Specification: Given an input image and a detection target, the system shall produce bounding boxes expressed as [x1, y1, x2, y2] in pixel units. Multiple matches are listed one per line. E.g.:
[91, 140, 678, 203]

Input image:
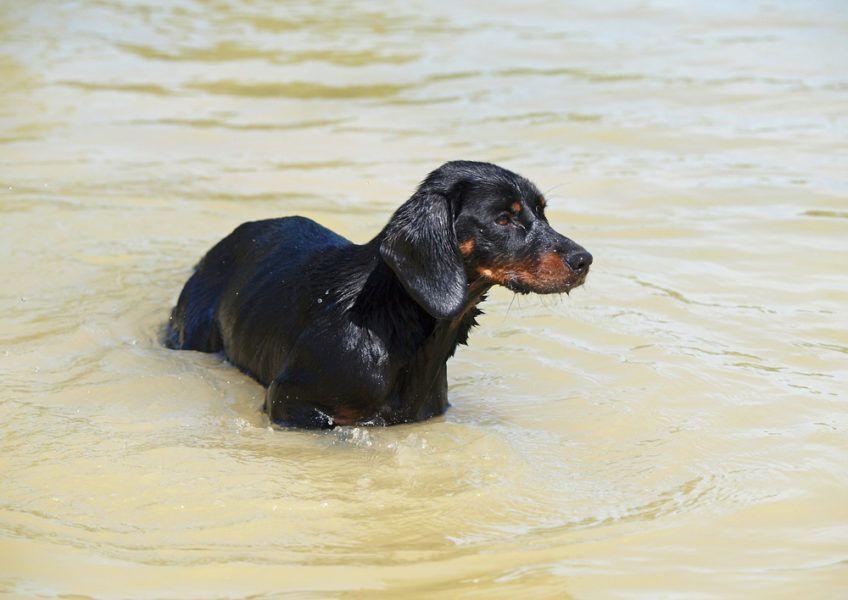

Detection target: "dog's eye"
[495, 212, 511, 226]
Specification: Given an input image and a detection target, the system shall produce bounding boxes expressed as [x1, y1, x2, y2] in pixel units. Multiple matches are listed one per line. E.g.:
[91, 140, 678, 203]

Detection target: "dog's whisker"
[544, 182, 566, 196]
[505, 293, 518, 320]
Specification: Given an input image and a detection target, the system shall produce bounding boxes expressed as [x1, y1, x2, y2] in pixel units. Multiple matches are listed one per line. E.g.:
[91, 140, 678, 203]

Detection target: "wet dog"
[165, 161, 591, 428]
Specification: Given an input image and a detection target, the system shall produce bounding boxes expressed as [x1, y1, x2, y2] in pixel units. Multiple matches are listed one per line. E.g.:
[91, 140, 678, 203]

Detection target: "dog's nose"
[565, 250, 592, 273]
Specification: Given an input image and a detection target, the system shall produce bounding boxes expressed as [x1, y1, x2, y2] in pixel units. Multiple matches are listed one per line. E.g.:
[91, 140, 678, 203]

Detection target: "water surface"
[1, 1, 847, 597]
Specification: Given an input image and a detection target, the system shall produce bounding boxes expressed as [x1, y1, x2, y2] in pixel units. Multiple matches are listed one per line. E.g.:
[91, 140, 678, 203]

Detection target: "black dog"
[165, 161, 591, 428]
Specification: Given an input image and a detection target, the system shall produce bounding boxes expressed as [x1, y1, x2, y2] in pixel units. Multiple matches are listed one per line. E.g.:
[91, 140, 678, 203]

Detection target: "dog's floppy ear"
[380, 185, 467, 320]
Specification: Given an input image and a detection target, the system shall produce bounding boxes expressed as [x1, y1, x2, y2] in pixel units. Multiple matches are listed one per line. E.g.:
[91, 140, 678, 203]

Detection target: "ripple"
[279, 49, 418, 67]
[497, 66, 644, 83]
[803, 210, 848, 219]
[129, 117, 348, 132]
[119, 40, 414, 68]
[118, 41, 279, 63]
[186, 79, 411, 99]
[57, 80, 173, 96]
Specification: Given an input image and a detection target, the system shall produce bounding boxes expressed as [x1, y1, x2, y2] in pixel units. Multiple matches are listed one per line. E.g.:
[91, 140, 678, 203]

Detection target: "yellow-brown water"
[1, 1, 847, 597]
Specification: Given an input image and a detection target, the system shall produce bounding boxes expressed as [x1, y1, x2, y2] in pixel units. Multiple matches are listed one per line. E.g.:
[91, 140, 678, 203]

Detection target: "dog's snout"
[565, 250, 592, 273]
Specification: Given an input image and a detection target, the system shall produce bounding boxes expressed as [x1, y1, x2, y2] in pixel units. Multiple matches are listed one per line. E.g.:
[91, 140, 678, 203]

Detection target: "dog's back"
[164, 216, 349, 358]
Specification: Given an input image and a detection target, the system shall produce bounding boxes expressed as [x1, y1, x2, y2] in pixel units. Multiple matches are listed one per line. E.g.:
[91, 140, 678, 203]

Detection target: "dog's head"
[380, 161, 592, 319]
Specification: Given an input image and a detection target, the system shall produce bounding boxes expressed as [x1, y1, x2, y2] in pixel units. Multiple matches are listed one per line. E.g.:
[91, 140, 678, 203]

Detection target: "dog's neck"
[343, 240, 489, 357]
[328, 240, 490, 423]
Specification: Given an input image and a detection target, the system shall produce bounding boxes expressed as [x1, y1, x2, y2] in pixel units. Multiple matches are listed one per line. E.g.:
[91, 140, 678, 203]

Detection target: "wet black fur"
[165, 161, 591, 428]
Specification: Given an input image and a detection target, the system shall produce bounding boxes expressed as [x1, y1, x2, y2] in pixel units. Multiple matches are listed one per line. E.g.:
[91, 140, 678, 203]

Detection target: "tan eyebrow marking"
[459, 238, 475, 255]
[538, 195, 546, 208]
[510, 201, 521, 214]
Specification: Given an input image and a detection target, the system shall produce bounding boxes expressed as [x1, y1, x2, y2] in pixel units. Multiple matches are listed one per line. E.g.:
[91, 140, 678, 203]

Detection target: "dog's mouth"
[505, 268, 588, 295]
[478, 253, 589, 296]
[557, 269, 589, 294]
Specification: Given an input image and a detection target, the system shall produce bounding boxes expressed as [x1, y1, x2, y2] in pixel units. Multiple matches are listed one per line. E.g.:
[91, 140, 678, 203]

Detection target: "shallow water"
[1, 1, 847, 597]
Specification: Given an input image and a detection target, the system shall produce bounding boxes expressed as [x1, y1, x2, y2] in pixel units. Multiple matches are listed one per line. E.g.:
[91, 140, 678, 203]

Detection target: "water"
[1, 1, 847, 597]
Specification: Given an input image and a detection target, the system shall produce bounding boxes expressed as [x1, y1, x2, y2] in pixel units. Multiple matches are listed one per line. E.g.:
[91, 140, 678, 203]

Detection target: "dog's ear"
[380, 186, 467, 320]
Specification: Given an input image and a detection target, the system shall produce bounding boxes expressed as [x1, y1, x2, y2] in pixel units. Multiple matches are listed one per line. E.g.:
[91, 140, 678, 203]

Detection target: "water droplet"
[317, 298, 323, 304]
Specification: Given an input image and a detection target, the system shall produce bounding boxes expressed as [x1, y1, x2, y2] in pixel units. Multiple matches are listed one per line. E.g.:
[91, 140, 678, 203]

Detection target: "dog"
[165, 161, 592, 428]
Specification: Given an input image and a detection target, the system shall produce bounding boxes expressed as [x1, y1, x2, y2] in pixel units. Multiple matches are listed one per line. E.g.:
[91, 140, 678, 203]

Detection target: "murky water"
[2, 1, 847, 597]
